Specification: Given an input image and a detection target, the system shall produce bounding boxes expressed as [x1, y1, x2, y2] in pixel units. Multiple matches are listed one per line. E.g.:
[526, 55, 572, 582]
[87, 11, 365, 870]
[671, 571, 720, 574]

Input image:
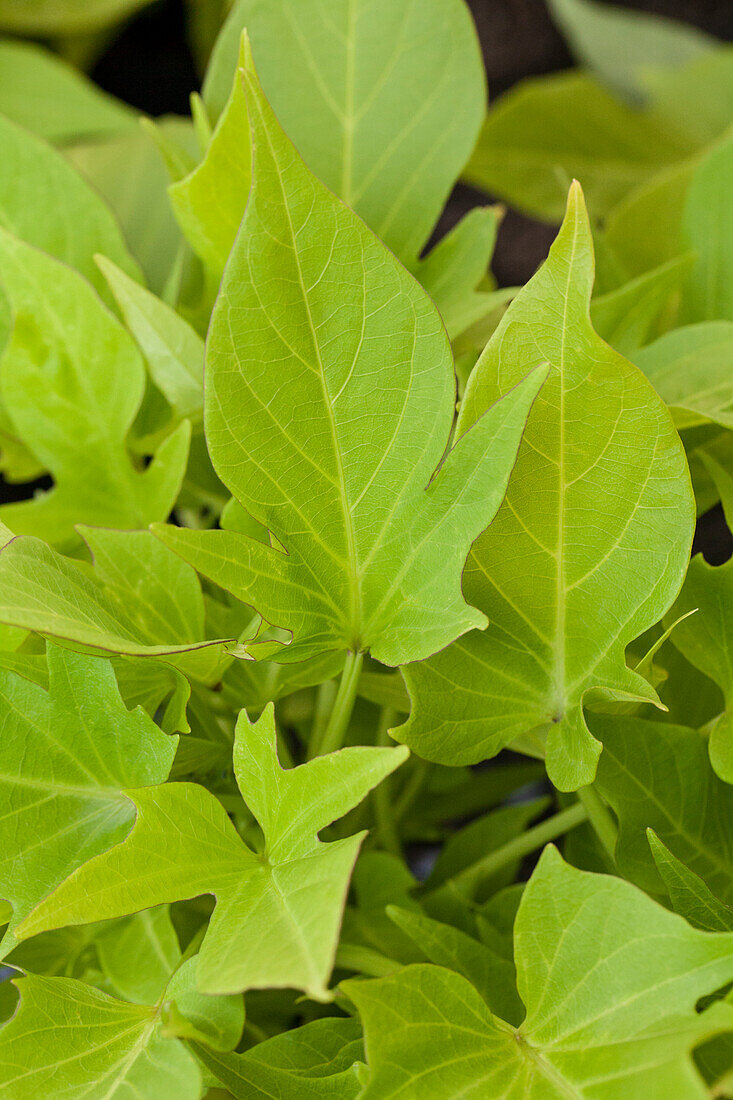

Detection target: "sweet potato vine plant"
[0, 0, 732, 1096]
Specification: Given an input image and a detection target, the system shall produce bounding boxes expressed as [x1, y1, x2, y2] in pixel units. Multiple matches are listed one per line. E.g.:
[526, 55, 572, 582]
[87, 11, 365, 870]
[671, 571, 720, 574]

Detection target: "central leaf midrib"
[553, 210, 581, 715]
[255, 93, 362, 642]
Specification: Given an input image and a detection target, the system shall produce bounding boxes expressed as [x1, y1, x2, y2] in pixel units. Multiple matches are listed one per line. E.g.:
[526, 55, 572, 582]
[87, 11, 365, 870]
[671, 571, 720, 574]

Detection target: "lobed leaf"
[346, 847, 733, 1097]
[19, 704, 408, 999]
[154, 53, 545, 667]
[400, 182, 694, 790]
[0, 231, 189, 545]
[0, 644, 176, 955]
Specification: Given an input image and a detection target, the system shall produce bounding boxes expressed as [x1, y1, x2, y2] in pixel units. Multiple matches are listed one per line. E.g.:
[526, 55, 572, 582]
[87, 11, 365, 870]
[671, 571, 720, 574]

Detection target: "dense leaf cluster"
[0, 0, 732, 1096]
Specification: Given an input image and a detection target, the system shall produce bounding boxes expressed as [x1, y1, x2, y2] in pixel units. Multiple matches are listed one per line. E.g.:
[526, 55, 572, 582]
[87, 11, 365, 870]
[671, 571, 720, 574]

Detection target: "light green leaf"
[191, 15, 493, 328]
[605, 157, 697, 278]
[387, 905, 522, 1025]
[0, 114, 140, 299]
[682, 136, 733, 323]
[194, 1016, 365, 1099]
[412, 206, 502, 340]
[0, 950, 242, 1100]
[0, 528, 237, 685]
[547, 0, 717, 103]
[635, 321, 733, 430]
[0, 644, 176, 953]
[648, 831, 733, 933]
[345, 847, 733, 1098]
[169, 32, 251, 274]
[154, 55, 546, 667]
[644, 47, 733, 148]
[0, 230, 189, 546]
[464, 72, 695, 222]
[589, 253, 693, 357]
[400, 183, 694, 790]
[0, 974, 200, 1100]
[20, 704, 408, 998]
[0, 0, 154, 33]
[590, 714, 733, 900]
[0, 115, 141, 479]
[96, 256, 204, 425]
[67, 120, 198, 296]
[96, 906, 182, 1005]
[0, 39, 135, 144]
[203, 0, 485, 265]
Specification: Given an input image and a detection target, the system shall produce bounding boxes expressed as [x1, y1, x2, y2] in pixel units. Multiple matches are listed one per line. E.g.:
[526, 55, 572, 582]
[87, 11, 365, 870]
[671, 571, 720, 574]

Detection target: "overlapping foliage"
[0, 0, 732, 1096]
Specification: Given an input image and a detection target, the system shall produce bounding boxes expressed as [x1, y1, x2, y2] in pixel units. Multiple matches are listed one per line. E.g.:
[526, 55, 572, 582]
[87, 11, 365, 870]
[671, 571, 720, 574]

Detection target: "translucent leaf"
[19, 705, 408, 999]
[0, 231, 189, 546]
[202, 0, 485, 265]
[400, 184, 694, 790]
[0, 528, 237, 686]
[635, 321, 733, 430]
[0, 644, 176, 954]
[154, 53, 545, 667]
[345, 848, 733, 1098]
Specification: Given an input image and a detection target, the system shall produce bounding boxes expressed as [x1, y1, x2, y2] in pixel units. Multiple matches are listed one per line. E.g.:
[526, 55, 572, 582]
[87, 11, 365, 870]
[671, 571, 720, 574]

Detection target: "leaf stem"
[373, 706, 402, 858]
[335, 944, 398, 978]
[578, 786, 618, 866]
[311, 650, 364, 757]
[425, 801, 588, 898]
[393, 758, 429, 823]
